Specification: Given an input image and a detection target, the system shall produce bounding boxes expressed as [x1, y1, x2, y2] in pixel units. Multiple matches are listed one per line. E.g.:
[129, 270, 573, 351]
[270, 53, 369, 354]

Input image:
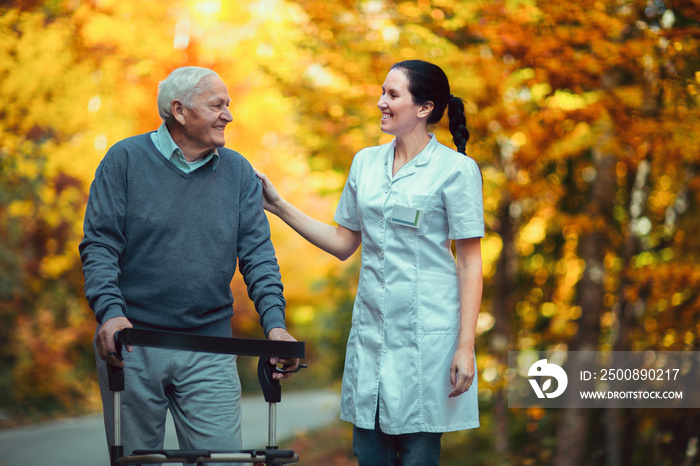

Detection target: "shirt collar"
[386, 133, 437, 169]
[414, 133, 437, 166]
[153, 122, 220, 171]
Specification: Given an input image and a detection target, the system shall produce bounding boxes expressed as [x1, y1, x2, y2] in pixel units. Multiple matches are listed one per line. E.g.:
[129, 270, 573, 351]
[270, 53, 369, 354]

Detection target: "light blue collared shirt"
[150, 122, 220, 173]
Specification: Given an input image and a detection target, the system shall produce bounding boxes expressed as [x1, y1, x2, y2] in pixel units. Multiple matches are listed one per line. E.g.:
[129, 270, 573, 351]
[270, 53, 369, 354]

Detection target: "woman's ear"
[171, 100, 187, 126]
[417, 101, 434, 120]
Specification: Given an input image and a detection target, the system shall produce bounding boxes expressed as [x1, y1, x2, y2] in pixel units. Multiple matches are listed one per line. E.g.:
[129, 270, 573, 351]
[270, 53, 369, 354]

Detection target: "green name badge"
[390, 205, 422, 228]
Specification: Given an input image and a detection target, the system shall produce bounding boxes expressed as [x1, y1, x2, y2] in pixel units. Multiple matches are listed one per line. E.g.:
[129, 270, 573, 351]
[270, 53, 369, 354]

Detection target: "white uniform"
[334, 134, 484, 434]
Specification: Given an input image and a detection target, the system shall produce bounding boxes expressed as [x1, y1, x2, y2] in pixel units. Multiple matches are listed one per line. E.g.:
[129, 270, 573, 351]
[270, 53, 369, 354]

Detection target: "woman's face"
[377, 68, 426, 137]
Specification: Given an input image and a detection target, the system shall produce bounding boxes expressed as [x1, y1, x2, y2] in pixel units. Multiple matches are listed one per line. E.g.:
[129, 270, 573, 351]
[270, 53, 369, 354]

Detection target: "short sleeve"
[444, 156, 484, 239]
[333, 155, 362, 232]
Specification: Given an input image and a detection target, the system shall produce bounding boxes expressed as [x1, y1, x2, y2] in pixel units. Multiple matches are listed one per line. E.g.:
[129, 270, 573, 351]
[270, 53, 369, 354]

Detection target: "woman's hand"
[254, 169, 283, 215]
[253, 169, 362, 260]
[449, 345, 475, 398]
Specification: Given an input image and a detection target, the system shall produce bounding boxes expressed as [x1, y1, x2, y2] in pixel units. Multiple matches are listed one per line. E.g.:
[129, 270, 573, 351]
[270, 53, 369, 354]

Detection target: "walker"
[107, 328, 306, 465]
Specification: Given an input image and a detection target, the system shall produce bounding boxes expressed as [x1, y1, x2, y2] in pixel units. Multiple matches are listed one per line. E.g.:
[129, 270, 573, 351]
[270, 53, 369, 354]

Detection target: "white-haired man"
[80, 66, 299, 461]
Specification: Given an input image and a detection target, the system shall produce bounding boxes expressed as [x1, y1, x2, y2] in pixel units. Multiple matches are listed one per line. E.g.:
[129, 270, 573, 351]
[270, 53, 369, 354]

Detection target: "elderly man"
[79, 66, 298, 460]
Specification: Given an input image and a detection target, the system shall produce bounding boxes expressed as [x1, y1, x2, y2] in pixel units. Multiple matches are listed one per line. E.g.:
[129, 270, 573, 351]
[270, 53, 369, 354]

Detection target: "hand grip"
[273, 364, 308, 374]
[257, 358, 281, 403]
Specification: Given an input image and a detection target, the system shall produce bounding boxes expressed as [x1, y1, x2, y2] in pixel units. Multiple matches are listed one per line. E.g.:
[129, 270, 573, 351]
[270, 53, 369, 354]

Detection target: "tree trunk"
[554, 118, 616, 466]
[491, 191, 517, 463]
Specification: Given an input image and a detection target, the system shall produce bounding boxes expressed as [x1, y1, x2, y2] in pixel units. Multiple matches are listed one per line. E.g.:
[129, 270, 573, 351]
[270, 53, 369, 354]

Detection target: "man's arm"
[236, 165, 287, 333]
[236, 164, 300, 377]
[79, 149, 133, 365]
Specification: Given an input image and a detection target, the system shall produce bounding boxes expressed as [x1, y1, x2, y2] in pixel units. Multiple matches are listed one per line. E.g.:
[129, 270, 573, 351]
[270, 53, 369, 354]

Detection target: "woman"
[257, 60, 483, 465]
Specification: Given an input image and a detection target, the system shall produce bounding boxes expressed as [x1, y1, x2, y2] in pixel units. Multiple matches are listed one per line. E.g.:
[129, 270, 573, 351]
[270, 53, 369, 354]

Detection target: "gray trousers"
[95, 338, 242, 465]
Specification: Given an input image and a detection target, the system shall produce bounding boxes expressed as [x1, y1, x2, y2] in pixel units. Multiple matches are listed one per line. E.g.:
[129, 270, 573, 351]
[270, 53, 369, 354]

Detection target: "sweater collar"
[152, 122, 220, 172]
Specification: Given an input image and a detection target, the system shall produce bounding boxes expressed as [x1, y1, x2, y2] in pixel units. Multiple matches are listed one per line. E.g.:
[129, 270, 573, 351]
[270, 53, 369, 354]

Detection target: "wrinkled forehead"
[195, 75, 230, 101]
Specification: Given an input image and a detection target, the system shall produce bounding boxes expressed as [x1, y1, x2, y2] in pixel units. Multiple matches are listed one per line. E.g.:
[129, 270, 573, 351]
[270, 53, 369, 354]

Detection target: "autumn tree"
[2, 3, 699, 466]
[0, 5, 106, 420]
[276, 0, 700, 464]
[454, 2, 700, 464]
[0, 0, 354, 416]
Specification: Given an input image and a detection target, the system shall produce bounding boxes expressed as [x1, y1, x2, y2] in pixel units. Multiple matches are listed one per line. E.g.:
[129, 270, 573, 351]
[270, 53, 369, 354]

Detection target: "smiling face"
[377, 68, 429, 138]
[178, 75, 232, 157]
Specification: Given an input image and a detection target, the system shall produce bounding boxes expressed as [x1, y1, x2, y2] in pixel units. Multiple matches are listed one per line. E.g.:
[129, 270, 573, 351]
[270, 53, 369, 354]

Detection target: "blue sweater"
[79, 133, 286, 337]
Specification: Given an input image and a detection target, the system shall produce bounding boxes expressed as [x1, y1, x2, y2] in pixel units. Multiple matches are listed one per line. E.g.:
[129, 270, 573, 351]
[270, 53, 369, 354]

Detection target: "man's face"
[182, 75, 232, 153]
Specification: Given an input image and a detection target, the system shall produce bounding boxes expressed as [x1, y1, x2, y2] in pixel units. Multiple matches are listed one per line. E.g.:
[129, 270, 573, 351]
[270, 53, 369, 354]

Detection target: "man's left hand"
[267, 327, 301, 380]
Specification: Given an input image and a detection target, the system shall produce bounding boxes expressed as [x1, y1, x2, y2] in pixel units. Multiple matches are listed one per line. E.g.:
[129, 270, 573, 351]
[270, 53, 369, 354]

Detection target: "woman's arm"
[255, 170, 362, 261]
[449, 237, 483, 398]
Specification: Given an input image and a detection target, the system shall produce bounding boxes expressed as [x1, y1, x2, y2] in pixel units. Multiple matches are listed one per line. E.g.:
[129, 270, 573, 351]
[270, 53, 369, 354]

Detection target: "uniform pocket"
[417, 270, 460, 334]
[388, 193, 438, 237]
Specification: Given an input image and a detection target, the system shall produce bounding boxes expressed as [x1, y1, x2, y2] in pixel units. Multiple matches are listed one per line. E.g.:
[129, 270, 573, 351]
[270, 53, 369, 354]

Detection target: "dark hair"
[391, 60, 470, 154]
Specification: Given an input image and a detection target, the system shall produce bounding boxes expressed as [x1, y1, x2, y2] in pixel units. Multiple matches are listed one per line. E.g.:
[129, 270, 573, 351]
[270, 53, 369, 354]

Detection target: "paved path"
[0, 389, 340, 466]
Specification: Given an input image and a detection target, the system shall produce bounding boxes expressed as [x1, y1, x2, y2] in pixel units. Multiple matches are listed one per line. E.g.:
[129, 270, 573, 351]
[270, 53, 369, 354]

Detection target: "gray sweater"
[79, 133, 286, 337]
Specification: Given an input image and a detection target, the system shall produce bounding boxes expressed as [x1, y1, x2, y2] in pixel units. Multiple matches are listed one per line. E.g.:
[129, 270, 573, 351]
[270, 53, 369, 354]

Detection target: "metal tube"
[114, 390, 121, 446]
[267, 402, 277, 447]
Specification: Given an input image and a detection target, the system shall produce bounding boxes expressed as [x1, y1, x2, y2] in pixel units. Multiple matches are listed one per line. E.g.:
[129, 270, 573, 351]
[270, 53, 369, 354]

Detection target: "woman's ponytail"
[448, 95, 470, 155]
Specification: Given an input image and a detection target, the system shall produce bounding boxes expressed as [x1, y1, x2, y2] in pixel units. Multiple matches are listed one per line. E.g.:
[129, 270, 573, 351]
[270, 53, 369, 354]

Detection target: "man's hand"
[267, 327, 301, 380]
[96, 316, 133, 367]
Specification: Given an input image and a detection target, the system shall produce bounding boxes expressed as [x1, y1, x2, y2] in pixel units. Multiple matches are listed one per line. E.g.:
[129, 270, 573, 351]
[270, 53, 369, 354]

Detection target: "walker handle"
[257, 358, 281, 403]
[107, 331, 126, 392]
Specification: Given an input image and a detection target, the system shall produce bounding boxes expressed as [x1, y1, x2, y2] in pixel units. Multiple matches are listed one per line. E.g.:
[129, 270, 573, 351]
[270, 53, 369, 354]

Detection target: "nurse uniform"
[334, 134, 484, 434]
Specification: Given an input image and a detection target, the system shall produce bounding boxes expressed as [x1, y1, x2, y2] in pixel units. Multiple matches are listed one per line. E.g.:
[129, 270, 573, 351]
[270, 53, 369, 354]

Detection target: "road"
[0, 389, 340, 466]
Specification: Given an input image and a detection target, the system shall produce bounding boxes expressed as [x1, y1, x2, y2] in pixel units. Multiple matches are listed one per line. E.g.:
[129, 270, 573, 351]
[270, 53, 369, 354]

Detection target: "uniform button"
[380, 282, 385, 289]
[379, 249, 384, 256]
[384, 187, 389, 194]
[379, 217, 385, 223]
[383, 348, 388, 353]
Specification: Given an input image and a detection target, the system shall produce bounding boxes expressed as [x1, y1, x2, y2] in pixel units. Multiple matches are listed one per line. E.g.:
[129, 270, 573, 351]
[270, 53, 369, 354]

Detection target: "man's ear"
[417, 101, 434, 120]
[171, 100, 187, 125]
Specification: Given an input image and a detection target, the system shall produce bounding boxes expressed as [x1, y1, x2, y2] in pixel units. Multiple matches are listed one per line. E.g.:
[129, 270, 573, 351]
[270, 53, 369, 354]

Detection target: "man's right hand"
[96, 316, 133, 367]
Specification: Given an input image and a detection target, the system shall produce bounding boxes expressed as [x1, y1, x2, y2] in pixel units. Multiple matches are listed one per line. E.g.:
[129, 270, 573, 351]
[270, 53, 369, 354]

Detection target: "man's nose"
[222, 107, 233, 122]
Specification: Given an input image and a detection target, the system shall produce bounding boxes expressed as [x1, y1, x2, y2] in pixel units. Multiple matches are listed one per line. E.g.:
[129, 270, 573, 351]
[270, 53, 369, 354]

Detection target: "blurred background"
[0, 0, 698, 465]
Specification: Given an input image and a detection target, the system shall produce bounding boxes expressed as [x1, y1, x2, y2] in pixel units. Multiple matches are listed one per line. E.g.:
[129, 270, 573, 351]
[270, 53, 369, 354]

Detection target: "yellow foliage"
[12, 308, 99, 413]
[545, 121, 593, 161]
[481, 233, 502, 278]
[40, 253, 76, 280]
[77, 3, 179, 63]
[290, 304, 316, 326]
[7, 199, 35, 218]
[546, 90, 599, 111]
[519, 216, 547, 245]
